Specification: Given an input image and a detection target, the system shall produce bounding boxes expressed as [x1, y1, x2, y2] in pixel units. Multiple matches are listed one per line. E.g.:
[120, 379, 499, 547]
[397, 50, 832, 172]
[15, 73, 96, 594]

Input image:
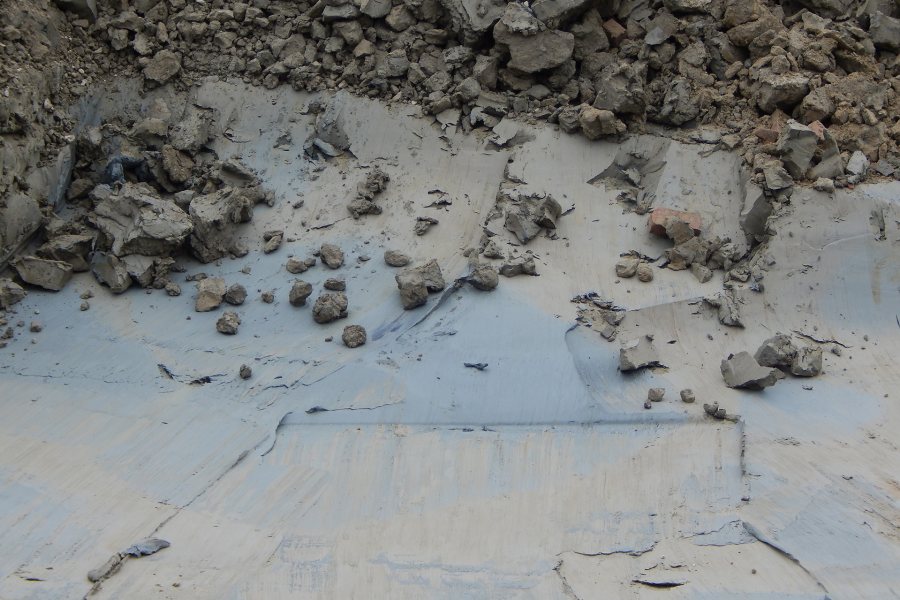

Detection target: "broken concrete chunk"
[720, 351, 784, 390]
[615, 257, 640, 278]
[704, 290, 743, 328]
[36, 234, 94, 272]
[312, 292, 349, 323]
[777, 120, 818, 179]
[12, 256, 73, 291]
[342, 324, 367, 348]
[320, 243, 344, 269]
[619, 336, 661, 371]
[90, 252, 131, 294]
[224, 284, 247, 305]
[414, 216, 439, 236]
[384, 250, 411, 267]
[0, 279, 26, 309]
[468, 265, 499, 291]
[216, 311, 241, 335]
[499, 256, 537, 277]
[791, 346, 823, 377]
[649, 208, 702, 238]
[754, 333, 798, 368]
[195, 277, 226, 312]
[289, 280, 313, 306]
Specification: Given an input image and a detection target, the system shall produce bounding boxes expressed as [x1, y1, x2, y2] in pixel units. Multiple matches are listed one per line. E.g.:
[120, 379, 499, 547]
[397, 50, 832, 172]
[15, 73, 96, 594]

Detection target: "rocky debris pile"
[348, 167, 390, 218]
[615, 254, 654, 282]
[395, 259, 445, 309]
[574, 293, 626, 341]
[342, 324, 367, 347]
[680, 389, 695, 403]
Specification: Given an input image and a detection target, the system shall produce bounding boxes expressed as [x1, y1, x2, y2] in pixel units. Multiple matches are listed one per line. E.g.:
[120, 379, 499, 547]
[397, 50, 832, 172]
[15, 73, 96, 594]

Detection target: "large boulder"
[11, 256, 73, 291]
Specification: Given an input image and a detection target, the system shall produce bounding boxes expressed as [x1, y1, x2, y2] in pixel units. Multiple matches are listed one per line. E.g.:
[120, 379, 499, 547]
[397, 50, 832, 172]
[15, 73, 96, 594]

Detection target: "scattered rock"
[312, 292, 349, 323]
[319, 243, 344, 269]
[680, 389, 695, 403]
[636, 263, 654, 282]
[0, 279, 26, 308]
[342, 324, 367, 348]
[29, 321, 42, 333]
[499, 256, 537, 277]
[261, 290, 275, 303]
[143, 49, 181, 84]
[619, 336, 662, 371]
[649, 208, 702, 238]
[263, 230, 283, 254]
[12, 256, 73, 291]
[703, 401, 728, 420]
[224, 284, 247, 306]
[501, 191, 562, 244]
[396, 259, 445, 309]
[324, 278, 346, 291]
[615, 257, 640, 278]
[239, 364, 252, 379]
[754, 333, 797, 368]
[791, 346, 823, 377]
[384, 250, 411, 267]
[648, 387, 665, 402]
[289, 280, 313, 306]
[468, 265, 499, 291]
[286, 257, 316, 273]
[720, 351, 784, 390]
[216, 311, 241, 335]
[195, 277, 226, 312]
[414, 216, 439, 235]
[165, 282, 181, 296]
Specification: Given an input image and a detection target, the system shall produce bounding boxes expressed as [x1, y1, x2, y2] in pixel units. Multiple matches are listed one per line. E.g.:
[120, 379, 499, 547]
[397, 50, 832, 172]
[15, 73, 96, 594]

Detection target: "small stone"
[395, 259, 445, 309]
[320, 243, 344, 269]
[263, 232, 283, 254]
[384, 250, 410, 267]
[813, 178, 835, 193]
[216, 311, 241, 335]
[286, 257, 315, 273]
[165, 282, 181, 296]
[636, 263, 654, 282]
[324, 278, 346, 291]
[414, 216, 439, 236]
[239, 364, 252, 379]
[468, 265, 499, 291]
[342, 324, 367, 348]
[680, 389, 695, 403]
[29, 321, 42, 333]
[195, 277, 226, 312]
[80, 301, 90, 311]
[615, 257, 640, 278]
[648, 387, 665, 402]
[289, 280, 313, 306]
[644, 401, 652, 409]
[755, 334, 798, 368]
[261, 290, 275, 303]
[790, 347, 823, 377]
[224, 283, 247, 305]
[0, 279, 26, 308]
[312, 292, 349, 323]
[691, 263, 713, 283]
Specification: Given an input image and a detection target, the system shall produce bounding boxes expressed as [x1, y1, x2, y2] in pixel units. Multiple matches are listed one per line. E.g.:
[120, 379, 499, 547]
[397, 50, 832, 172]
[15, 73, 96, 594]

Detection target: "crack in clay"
[741, 521, 831, 597]
[553, 560, 583, 600]
[565, 541, 657, 558]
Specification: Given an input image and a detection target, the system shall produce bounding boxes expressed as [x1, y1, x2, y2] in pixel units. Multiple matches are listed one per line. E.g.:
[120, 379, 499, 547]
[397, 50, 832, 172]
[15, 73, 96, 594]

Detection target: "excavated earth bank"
[0, 0, 899, 597]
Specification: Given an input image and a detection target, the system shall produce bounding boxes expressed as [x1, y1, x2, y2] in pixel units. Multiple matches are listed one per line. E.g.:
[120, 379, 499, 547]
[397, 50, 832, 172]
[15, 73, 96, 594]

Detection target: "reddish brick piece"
[603, 19, 627, 47]
[649, 208, 702, 238]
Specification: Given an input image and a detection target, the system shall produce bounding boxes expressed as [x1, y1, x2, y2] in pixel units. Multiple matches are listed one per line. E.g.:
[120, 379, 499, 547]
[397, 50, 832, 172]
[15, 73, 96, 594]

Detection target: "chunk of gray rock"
[499, 256, 537, 277]
[721, 351, 785, 390]
[846, 151, 869, 184]
[312, 292, 349, 323]
[143, 50, 181, 84]
[791, 346, 823, 377]
[384, 250, 411, 267]
[648, 387, 665, 402]
[319, 243, 344, 269]
[224, 283, 247, 306]
[239, 364, 252, 379]
[493, 4, 574, 73]
[90, 252, 131, 294]
[324, 277, 346, 291]
[36, 234, 94, 272]
[777, 120, 818, 179]
[615, 257, 640, 278]
[395, 259, 444, 309]
[869, 12, 900, 51]
[195, 277, 226, 312]
[342, 324, 367, 348]
[754, 334, 798, 368]
[619, 336, 661, 371]
[189, 187, 260, 263]
[13, 256, 73, 291]
[216, 311, 241, 335]
[680, 389, 695, 403]
[414, 217, 439, 236]
[0, 279, 26, 308]
[503, 191, 562, 244]
[636, 263, 654, 282]
[286, 257, 316, 273]
[289, 280, 313, 306]
[468, 265, 499, 291]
